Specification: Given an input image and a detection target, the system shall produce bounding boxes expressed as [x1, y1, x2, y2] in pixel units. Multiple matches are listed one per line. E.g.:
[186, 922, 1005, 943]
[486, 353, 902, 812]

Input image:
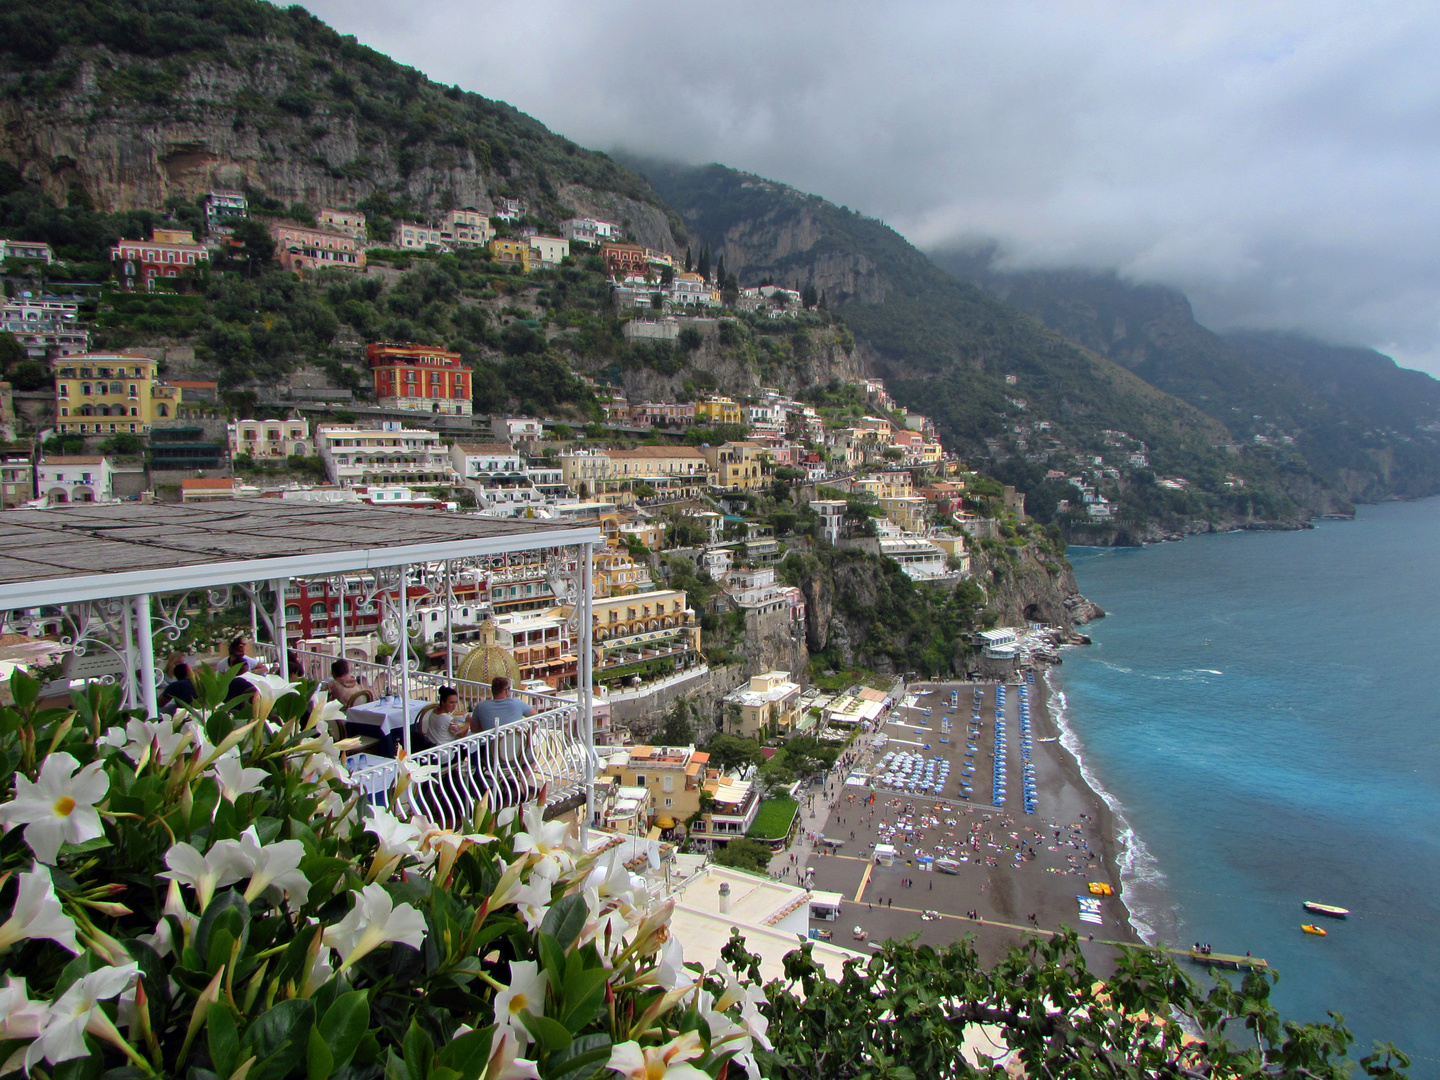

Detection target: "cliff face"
[2, 34, 677, 248]
[967, 544, 1102, 628]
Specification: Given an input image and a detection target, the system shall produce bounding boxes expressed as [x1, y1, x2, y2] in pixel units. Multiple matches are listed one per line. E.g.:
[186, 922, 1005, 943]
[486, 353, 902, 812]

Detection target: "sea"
[1054, 498, 1440, 1071]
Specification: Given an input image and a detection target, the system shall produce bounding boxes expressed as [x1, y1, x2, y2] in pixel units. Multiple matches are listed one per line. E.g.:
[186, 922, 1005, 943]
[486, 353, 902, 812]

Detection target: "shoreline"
[1038, 664, 1159, 946]
[796, 673, 1141, 972]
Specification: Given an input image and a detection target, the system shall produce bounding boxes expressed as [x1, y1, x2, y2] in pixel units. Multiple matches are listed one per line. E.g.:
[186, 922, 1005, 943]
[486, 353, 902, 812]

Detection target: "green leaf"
[401, 1019, 431, 1080]
[435, 1027, 493, 1080]
[52, 951, 93, 998]
[317, 991, 369, 1073]
[50, 1053, 102, 1080]
[540, 894, 588, 951]
[383, 1048, 409, 1080]
[306, 1025, 334, 1080]
[208, 1004, 239, 1078]
[559, 967, 609, 1031]
[519, 1013, 572, 1056]
[546, 1034, 614, 1080]
[10, 670, 38, 709]
[536, 934, 566, 987]
[58, 836, 112, 854]
[241, 999, 315, 1060]
[196, 890, 250, 969]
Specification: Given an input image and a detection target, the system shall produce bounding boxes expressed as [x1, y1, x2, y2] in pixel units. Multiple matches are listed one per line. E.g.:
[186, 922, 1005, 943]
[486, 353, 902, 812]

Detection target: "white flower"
[303, 945, 334, 997]
[100, 719, 189, 767]
[485, 1030, 541, 1080]
[512, 804, 574, 877]
[210, 754, 267, 803]
[159, 839, 250, 910]
[0, 753, 109, 864]
[510, 873, 556, 932]
[234, 828, 310, 906]
[307, 693, 345, 731]
[415, 822, 496, 884]
[246, 674, 300, 721]
[364, 807, 423, 880]
[606, 1032, 708, 1080]
[322, 882, 426, 971]
[0, 864, 79, 954]
[491, 960, 547, 1049]
[655, 935, 694, 991]
[737, 985, 773, 1054]
[0, 976, 49, 1040]
[29, 963, 138, 1067]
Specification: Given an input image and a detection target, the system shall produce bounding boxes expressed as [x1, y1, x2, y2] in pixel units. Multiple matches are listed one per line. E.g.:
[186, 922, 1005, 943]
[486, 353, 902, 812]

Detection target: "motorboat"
[1303, 902, 1350, 918]
[1301, 924, 1328, 936]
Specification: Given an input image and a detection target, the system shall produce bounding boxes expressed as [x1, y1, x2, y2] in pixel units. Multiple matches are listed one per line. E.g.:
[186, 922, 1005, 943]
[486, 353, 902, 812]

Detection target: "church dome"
[456, 619, 520, 685]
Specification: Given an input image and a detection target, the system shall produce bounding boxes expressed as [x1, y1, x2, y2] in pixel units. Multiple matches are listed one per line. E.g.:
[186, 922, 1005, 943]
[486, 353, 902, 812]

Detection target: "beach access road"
[797, 678, 1139, 972]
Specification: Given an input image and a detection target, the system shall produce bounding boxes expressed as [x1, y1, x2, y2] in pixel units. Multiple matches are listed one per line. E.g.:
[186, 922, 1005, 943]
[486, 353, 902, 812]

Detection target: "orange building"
[270, 222, 364, 273]
[367, 343, 473, 416]
[599, 242, 647, 277]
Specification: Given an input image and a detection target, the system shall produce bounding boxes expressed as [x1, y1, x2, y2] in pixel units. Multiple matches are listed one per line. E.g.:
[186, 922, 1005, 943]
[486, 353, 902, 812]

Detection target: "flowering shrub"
[0, 669, 767, 1080]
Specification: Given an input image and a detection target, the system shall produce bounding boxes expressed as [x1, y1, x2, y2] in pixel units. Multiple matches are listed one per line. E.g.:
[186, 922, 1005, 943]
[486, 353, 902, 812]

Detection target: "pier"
[1174, 948, 1268, 971]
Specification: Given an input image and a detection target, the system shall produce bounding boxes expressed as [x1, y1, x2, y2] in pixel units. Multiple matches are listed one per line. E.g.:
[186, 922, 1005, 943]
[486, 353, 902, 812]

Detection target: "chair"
[327, 717, 380, 759]
[343, 687, 375, 708]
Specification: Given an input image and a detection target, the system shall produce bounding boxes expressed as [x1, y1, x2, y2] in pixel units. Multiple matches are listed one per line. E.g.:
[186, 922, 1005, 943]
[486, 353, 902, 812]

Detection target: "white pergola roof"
[0, 502, 603, 607]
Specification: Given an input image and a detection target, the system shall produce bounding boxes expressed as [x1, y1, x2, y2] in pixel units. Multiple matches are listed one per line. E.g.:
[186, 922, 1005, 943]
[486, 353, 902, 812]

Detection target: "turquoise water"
[1058, 500, 1440, 1070]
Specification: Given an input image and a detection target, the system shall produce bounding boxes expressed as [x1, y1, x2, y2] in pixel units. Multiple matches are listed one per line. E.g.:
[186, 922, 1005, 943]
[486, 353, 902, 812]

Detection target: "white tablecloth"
[346, 698, 427, 735]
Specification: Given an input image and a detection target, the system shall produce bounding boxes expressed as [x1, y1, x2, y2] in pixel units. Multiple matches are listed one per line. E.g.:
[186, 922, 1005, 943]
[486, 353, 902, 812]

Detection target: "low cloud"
[302, 0, 1440, 372]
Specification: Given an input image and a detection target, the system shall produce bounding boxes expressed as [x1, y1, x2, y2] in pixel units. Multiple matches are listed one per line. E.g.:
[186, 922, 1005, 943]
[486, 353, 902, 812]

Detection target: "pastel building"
[367, 343, 472, 415]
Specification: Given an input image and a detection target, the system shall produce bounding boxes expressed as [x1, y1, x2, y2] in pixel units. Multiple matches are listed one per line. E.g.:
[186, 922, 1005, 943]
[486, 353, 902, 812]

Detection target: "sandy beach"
[779, 672, 1141, 972]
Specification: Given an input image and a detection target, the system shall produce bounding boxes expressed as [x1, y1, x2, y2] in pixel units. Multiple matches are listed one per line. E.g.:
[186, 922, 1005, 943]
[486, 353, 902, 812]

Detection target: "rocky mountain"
[628, 158, 1337, 534]
[931, 248, 1440, 503]
[0, 0, 683, 250]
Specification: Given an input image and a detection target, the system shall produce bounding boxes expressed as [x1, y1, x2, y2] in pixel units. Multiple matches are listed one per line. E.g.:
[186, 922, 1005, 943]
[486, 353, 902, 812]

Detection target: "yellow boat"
[1087, 882, 1113, 896]
[1301, 924, 1328, 936]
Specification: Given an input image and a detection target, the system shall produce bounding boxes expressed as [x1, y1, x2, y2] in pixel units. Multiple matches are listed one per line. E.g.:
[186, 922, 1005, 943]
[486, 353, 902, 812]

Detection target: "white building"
[229, 418, 311, 460]
[0, 239, 54, 264]
[560, 217, 619, 245]
[392, 222, 447, 250]
[493, 417, 544, 442]
[37, 456, 115, 505]
[878, 536, 949, 581]
[810, 499, 847, 544]
[316, 424, 456, 488]
[493, 198, 525, 222]
[441, 208, 493, 248]
[528, 235, 569, 268]
[1, 296, 88, 358]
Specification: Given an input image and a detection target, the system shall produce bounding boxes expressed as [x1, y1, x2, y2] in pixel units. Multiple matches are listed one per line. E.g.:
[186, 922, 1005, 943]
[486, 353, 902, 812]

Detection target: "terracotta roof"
[181, 478, 235, 490]
[453, 443, 515, 454]
[40, 456, 104, 465]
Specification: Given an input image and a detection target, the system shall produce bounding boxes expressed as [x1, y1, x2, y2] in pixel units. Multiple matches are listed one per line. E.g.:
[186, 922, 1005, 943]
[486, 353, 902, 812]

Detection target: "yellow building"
[53, 352, 179, 436]
[589, 589, 701, 678]
[701, 441, 770, 491]
[695, 396, 742, 425]
[488, 238, 533, 272]
[880, 495, 930, 534]
[723, 671, 803, 739]
[601, 745, 711, 826]
[557, 447, 714, 503]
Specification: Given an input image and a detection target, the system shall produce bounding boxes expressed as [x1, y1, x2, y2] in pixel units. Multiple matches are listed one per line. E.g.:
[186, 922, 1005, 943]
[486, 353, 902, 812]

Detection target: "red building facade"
[367, 343, 473, 416]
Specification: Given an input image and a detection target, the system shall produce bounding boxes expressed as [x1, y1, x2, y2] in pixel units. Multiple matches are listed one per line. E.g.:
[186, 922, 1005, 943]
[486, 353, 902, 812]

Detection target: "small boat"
[1303, 901, 1350, 918]
[1301, 924, 1328, 936]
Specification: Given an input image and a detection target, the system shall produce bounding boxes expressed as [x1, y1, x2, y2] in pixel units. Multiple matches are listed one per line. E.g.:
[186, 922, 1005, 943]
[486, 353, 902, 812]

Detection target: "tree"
[659, 699, 695, 746]
[802, 283, 819, 309]
[698, 245, 711, 282]
[706, 732, 763, 772]
[751, 930, 1411, 1080]
[224, 218, 277, 274]
[660, 265, 675, 287]
[715, 254, 727, 288]
[684, 246, 693, 272]
[710, 837, 773, 874]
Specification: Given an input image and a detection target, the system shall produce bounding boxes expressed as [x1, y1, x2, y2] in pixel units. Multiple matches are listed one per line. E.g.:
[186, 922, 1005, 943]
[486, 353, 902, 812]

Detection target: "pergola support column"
[579, 541, 595, 842]
[132, 594, 158, 719]
[398, 567, 411, 755]
[271, 578, 288, 681]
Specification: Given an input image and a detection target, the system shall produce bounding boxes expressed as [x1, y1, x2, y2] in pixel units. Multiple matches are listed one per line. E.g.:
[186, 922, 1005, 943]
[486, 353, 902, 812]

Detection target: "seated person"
[470, 677, 537, 783]
[326, 659, 361, 703]
[419, 687, 469, 746]
[227, 636, 268, 675]
[158, 662, 198, 714]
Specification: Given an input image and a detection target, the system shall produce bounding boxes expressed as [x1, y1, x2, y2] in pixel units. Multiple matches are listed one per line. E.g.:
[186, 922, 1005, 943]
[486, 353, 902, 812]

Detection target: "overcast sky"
[303, 1, 1440, 373]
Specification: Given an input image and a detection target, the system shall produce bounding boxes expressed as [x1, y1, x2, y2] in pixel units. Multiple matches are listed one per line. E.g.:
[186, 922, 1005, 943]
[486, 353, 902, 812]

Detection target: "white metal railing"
[347, 703, 591, 823]
[282, 647, 568, 714]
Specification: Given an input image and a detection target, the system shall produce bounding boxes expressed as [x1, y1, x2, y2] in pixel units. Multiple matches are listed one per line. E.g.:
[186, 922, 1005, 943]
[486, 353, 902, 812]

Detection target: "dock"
[1172, 948, 1268, 971]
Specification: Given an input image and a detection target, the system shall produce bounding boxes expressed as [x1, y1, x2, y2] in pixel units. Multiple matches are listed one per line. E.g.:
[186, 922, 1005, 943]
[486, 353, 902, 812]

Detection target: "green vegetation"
[708, 837, 774, 873]
[747, 797, 799, 841]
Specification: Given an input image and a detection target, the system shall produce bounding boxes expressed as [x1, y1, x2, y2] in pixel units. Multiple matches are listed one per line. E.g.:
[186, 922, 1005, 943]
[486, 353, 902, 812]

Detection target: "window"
[310, 602, 327, 616]
[285, 605, 301, 618]
[662, 775, 673, 793]
[634, 775, 645, 787]
[664, 798, 673, 808]
[81, 383, 91, 396]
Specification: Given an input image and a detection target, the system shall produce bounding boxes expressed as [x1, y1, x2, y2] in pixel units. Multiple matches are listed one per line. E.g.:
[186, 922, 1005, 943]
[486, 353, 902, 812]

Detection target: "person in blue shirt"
[470, 677, 538, 799]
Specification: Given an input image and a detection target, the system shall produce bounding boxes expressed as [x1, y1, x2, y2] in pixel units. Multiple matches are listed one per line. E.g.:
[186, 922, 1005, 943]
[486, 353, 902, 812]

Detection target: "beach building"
[36, 455, 115, 505]
[600, 744, 710, 829]
[316, 424, 455, 488]
[229, 418, 310, 460]
[724, 670, 803, 739]
[52, 352, 176, 435]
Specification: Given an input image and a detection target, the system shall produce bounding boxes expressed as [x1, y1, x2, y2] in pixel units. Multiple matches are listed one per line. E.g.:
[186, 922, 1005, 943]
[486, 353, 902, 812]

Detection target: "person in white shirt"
[420, 687, 468, 746]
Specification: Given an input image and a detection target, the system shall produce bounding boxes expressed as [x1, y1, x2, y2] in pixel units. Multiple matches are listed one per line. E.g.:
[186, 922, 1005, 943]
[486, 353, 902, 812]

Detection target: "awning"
[655, 816, 676, 830]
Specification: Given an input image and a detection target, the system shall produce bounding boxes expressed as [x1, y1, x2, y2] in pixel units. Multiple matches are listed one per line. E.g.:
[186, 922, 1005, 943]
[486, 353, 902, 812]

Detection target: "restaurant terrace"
[0, 501, 603, 826]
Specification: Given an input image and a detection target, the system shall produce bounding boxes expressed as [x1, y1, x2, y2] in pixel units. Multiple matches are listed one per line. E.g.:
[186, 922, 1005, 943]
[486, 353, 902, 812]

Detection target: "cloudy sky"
[303, 1, 1440, 372]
